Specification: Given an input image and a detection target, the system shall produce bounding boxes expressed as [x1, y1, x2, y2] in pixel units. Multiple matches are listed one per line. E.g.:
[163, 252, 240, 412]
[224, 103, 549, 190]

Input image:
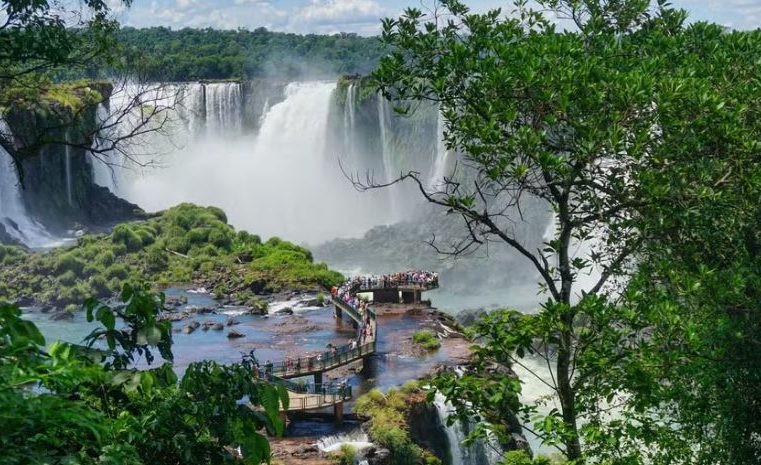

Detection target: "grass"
[0, 203, 344, 307]
[412, 330, 441, 351]
[353, 382, 441, 465]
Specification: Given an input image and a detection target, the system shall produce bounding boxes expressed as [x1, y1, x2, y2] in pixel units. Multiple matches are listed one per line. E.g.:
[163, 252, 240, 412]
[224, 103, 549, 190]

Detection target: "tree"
[357, 0, 759, 462]
[0, 283, 286, 464]
[0, 1, 180, 182]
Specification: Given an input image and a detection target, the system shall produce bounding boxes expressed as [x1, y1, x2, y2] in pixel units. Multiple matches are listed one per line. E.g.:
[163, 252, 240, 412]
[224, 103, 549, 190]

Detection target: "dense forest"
[111, 27, 387, 81]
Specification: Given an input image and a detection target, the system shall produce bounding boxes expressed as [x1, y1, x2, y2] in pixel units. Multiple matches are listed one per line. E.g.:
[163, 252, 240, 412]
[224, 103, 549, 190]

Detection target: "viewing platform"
[259, 271, 436, 422]
[351, 281, 439, 304]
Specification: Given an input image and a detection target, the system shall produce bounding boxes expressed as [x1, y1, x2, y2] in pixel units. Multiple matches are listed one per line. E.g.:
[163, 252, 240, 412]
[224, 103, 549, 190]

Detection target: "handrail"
[349, 280, 438, 293]
[270, 375, 352, 398]
[256, 340, 376, 379]
[333, 296, 376, 323]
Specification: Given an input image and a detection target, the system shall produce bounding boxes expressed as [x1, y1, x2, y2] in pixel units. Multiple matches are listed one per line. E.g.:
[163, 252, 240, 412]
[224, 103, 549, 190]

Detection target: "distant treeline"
[113, 27, 387, 81]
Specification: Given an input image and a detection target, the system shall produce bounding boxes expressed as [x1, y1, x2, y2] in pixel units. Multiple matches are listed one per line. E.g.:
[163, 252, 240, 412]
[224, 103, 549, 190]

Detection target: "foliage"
[0, 203, 344, 307]
[412, 330, 441, 351]
[373, 0, 761, 463]
[110, 27, 386, 81]
[0, 283, 287, 464]
[354, 384, 441, 465]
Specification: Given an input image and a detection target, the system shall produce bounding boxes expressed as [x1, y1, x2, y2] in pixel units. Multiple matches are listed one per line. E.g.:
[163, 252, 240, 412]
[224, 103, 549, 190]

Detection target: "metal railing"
[285, 390, 353, 411]
[333, 296, 377, 323]
[351, 280, 439, 292]
[270, 375, 353, 397]
[254, 340, 376, 379]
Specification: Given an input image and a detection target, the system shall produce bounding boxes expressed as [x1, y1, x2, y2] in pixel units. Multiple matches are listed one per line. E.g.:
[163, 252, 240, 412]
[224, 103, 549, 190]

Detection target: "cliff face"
[1, 81, 143, 234]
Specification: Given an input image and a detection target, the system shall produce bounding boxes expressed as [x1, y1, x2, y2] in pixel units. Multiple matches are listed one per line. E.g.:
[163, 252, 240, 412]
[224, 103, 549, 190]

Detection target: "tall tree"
[358, 0, 760, 462]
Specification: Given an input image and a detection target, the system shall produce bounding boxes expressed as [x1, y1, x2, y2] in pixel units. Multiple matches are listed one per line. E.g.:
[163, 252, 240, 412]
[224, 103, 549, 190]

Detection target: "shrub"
[105, 264, 130, 281]
[56, 253, 86, 276]
[338, 444, 357, 465]
[208, 228, 232, 250]
[89, 275, 110, 297]
[412, 330, 441, 351]
[186, 227, 209, 244]
[58, 270, 78, 286]
[145, 245, 168, 272]
[96, 250, 116, 266]
[112, 224, 143, 252]
[207, 206, 227, 223]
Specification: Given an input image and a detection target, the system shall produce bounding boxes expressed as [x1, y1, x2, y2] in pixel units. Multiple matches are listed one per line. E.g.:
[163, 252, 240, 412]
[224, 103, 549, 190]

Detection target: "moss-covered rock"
[354, 382, 443, 465]
[0, 203, 344, 307]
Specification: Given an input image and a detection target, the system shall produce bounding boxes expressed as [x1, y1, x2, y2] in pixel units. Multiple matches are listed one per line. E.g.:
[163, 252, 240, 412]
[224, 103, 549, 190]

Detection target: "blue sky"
[109, 0, 761, 34]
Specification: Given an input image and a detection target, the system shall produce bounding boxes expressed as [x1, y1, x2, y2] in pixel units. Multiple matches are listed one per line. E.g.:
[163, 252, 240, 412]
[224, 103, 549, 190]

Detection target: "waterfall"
[176, 83, 206, 134]
[428, 110, 451, 190]
[90, 103, 117, 192]
[377, 93, 399, 218]
[205, 82, 242, 134]
[259, 97, 270, 126]
[64, 132, 73, 206]
[316, 429, 373, 453]
[343, 83, 356, 155]
[0, 144, 56, 247]
[433, 393, 504, 465]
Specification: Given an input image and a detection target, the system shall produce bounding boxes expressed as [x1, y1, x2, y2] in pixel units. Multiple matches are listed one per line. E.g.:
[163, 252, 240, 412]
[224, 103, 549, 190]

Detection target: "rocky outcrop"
[1, 81, 143, 235]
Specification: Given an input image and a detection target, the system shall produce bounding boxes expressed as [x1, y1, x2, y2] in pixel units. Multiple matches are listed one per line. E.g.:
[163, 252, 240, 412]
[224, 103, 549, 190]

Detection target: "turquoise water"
[24, 288, 453, 396]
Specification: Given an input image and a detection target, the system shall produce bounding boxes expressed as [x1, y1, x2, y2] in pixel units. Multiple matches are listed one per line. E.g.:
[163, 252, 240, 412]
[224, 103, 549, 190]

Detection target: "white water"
[433, 393, 503, 465]
[64, 132, 73, 206]
[0, 144, 58, 247]
[343, 83, 355, 155]
[110, 81, 396, 244]
[205, 82, 242, 134]
[377, 93, 400, 217]
[316, 429, 373, 453]
[428, 110, 451, 191]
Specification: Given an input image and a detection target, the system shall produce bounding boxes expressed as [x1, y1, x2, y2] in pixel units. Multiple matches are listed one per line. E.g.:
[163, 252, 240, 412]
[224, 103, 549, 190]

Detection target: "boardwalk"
[264, 272, 435, 416]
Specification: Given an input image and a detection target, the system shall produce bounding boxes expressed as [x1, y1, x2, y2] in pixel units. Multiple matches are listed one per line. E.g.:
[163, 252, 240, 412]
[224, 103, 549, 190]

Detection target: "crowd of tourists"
[355, 271, 439, 291]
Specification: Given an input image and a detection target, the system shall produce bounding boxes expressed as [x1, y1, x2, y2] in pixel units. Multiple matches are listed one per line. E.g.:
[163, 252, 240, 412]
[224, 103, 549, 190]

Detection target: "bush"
[105, 264, 130, 281]
[58, 270, 78, 286]
[89, 275, 110, 297]
[56, 253, 86, 276]
[145, 245, 168, 272]
[413, 330, 441, 351]
[112, 224, 143, 252]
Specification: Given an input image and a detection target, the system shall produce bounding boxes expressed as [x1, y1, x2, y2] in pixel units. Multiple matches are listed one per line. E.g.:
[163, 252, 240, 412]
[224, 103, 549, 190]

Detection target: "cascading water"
[0, 144, 57, 247]
[110, 81, 398, 244]
[343, 83, 356, 155]
[428, 110, 451, 190]
[316, 429, 373, 453]
[205, 82, 242, 134]
[433, 393, 504, 465]
[377, 93, 400, 218]
[64, 132, 73, 206]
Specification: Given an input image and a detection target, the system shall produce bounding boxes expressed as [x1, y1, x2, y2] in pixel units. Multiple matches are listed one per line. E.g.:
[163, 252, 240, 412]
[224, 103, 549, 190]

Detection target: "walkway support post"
[333, 401, 344, 425]
[314, 372, 323, 392]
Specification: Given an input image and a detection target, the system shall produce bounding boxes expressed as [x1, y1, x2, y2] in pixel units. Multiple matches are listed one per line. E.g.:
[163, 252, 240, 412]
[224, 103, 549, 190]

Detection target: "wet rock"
[364, 447, 392, 465]
[50, 311, 74, 321]
[274, 306, 293, 315]
[227, 330, 245, 339]
[40, 305, 54, 313]
[182, 321, 200, 334]
[248, 279, 267, 294]
[15, 295, 34, 307]
[226, 317, 240, 326]
[187, 306, 215, 314]
[165, 296, 188, 308]
[159, 312, 189, 322]
[455, 307, 488, 327]
[212, 322, 224, 331]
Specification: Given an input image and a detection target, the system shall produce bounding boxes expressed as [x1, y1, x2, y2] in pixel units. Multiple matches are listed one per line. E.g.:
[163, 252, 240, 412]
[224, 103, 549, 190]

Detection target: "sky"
[109, 0, 761, 35]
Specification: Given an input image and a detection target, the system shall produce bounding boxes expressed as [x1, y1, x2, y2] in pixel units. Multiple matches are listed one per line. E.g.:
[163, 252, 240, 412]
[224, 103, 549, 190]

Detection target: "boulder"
[274, 306, 293, 315]
[227, 330, 245, 339]
[50, 311, 74, 321]
[212, 322, 224, 331]
[226, 317, 239, 326]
